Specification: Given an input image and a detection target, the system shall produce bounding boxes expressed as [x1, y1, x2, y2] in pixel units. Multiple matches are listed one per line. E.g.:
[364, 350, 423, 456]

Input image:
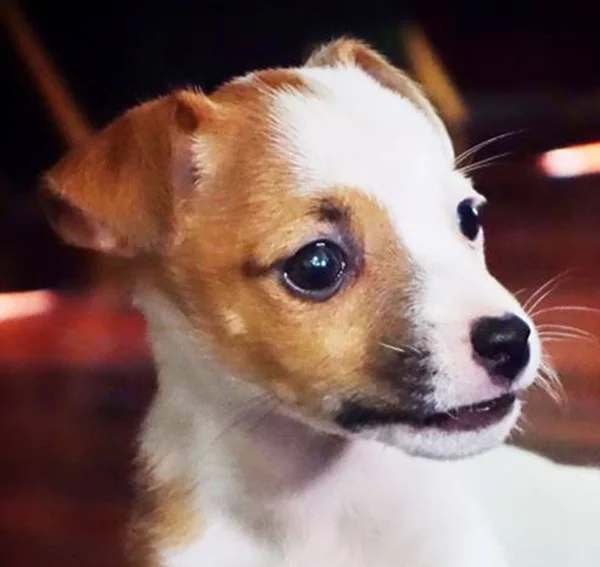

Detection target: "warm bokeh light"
[538, 141, 600, 178]
[0, 290, 55, 322]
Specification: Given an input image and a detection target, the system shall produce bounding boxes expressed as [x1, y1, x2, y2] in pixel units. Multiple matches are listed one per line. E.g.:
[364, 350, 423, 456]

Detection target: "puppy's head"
[43, 39, 540, 459]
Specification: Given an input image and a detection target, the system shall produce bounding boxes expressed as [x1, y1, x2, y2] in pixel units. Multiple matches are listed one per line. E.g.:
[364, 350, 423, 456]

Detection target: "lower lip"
[410, 393, 517, 432]
[336, 393, 518, 433]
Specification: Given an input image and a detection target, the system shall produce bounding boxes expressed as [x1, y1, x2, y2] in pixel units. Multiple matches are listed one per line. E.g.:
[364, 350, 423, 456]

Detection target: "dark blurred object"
[0, 185, 85, 292]
[0, 1, 90, 147]
[1, 0, 137, 303]
[0, 290, 154, 567]
[0, 1, 92, 293]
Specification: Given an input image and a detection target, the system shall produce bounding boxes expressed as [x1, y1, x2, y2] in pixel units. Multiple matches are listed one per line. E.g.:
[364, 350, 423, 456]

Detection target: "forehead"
[260, 66, 476, 246]
[268, 66, 454, 196]
[207, 67, 478, 249]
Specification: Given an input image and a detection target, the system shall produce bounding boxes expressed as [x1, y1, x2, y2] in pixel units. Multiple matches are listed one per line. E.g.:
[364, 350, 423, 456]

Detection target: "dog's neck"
[135, 289, 347, 529]
[132, 290, 517, 567]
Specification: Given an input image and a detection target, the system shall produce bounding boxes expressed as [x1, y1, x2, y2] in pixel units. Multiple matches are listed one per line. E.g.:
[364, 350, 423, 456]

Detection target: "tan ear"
[305, 38, 453, 158]
[40, 89, 214, 256]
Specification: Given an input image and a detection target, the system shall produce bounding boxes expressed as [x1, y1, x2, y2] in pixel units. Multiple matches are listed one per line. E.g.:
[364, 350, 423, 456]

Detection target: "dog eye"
[457, 199, 481, 241]
[281, 240, 347, 300]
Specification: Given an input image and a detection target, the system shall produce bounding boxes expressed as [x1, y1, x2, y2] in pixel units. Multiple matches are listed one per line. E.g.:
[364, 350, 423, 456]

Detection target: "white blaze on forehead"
[268, 65, 476, 267]
[270, 65, 452, 192]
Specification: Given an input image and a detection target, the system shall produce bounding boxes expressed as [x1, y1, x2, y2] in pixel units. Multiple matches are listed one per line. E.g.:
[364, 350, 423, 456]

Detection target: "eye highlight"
[281, 240, 348, 301]
[457, 199, 481, 241]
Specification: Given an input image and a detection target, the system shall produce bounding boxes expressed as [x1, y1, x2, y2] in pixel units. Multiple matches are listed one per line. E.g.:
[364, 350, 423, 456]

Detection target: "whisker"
[445, 410, 460, 422]
[537, 323, 594, 334]
[510, 412, 527, 436]
[540, 332, 583, 339]
[541, 338, 589, 346]
[522, 268, 573, 313]
[532, 305, 600, 318]
[379, 341, 421, 356]
[200, 394, 274, 459]
[540, 332, 593, 340]
[526, 278, 573, 317]
[522, 270, 571, 312]
[537, 324, 597, 341]
[380, 342, 406, 354]
[454, 130, 523, 167]
[540, 333, 597, 344]
[536, 377, 564, 405]
[513, 287, 528, 298]
[539, 328, 594, 338]
[513, 405, 532, 437]
[459, 152, 512, 175]
[536, 361, 565, 404]
[540, 358, 560, 377]
[540, 360, 562, 389]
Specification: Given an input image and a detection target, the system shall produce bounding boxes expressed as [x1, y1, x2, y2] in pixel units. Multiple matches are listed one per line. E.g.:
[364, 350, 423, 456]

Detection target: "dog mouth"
[407, 393, 517, 432]
[336, 393, 517, 433]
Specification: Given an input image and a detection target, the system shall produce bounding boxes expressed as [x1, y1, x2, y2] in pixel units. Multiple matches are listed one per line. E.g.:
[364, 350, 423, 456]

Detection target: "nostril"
[470, 314, 531, 383]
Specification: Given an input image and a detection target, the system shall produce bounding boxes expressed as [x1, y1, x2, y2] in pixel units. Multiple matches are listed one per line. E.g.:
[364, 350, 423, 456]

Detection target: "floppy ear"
[305, 38, 453, 158]
[40, 90, 214, 257]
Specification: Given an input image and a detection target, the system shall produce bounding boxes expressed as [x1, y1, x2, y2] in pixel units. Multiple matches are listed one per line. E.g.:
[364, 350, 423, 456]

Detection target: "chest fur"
[153, 442, 508, 567]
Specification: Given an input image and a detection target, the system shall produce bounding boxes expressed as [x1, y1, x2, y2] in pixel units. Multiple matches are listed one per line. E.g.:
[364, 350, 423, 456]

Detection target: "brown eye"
[281, 240, 347, 301]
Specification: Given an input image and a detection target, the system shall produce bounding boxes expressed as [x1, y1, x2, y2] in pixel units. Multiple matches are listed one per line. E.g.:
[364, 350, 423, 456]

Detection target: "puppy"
[42, 38, 600, 567]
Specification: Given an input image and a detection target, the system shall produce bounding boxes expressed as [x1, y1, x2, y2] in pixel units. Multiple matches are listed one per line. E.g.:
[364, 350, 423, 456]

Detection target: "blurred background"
[1, 1, 599, 565]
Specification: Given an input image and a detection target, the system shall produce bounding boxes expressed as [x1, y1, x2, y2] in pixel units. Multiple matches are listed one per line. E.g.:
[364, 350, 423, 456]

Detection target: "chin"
[372, 399, 522, 461]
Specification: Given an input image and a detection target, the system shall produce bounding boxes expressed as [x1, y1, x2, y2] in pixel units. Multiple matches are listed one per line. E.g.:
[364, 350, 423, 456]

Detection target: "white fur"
[135, 65, 597, 567]
[465, 445, 600, 567]
[270, 65, 540, 458]
[137, 290, 600, 567]
[137, 290, 505, 567]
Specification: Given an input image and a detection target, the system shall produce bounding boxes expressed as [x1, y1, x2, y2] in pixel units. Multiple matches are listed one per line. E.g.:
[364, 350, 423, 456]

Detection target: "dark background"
[1, 2, 600, 566]
[2, 0, 600, 290]
[4, 1, 600, 187]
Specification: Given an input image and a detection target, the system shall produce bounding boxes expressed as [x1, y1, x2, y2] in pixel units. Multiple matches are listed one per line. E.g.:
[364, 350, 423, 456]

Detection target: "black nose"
[470, 314, 531, 384]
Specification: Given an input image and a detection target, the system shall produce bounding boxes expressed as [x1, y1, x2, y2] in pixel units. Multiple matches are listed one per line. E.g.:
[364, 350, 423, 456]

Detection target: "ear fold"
[305, 38, 454, 159]
[41, 90, 214, 257]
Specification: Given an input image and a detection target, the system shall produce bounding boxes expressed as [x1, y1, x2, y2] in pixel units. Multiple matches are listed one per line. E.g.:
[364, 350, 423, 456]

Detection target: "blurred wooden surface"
[1, 160, 599, 566]
[0, 296, 153, 567]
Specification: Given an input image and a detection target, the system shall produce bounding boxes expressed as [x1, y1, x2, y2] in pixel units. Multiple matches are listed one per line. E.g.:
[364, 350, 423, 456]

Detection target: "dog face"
[43, 39, 540, 459]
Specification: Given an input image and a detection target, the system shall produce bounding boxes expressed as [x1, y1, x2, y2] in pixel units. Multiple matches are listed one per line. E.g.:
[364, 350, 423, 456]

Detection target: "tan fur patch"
[42, 90, 216, 255]
[161, 164, 411, 417]
[128, 466, 202, 566]
[85, 72, 409, 419]
[41, 45, 430, 561]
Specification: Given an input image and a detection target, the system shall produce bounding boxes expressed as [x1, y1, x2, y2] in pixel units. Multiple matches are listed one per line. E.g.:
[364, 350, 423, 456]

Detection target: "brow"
[242, 198, 352, 279]
[312, 198, 351, 225]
